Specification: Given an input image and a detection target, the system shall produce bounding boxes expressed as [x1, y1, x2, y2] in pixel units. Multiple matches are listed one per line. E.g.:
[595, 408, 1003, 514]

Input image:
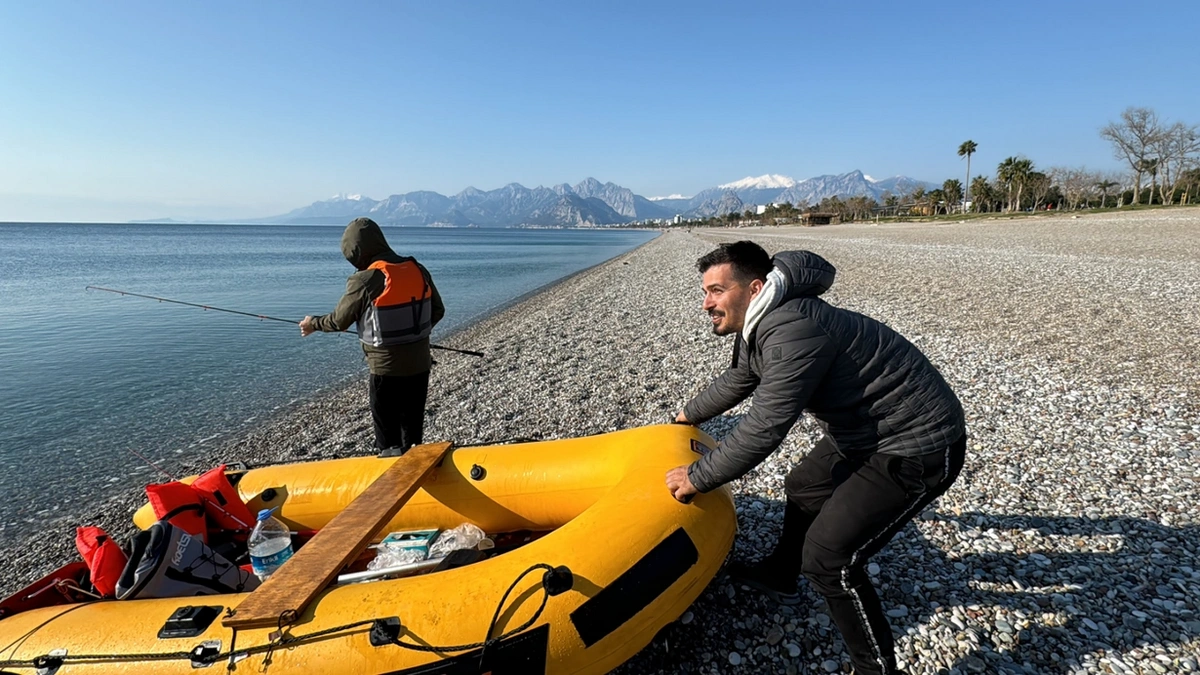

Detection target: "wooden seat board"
[222, 441, 451, 630]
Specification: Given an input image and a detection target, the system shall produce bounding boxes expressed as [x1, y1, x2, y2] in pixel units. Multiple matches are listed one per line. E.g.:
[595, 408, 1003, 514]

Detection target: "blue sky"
[2, 0, 1197, 222]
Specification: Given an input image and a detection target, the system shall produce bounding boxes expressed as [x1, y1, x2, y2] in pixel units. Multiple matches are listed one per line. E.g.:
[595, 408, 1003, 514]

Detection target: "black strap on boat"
[385, 563, 572, 655]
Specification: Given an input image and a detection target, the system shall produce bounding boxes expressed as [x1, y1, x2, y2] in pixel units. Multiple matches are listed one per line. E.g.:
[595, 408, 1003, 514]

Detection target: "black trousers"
[763, 434, 966, 675]
[367, 371, 430, 452]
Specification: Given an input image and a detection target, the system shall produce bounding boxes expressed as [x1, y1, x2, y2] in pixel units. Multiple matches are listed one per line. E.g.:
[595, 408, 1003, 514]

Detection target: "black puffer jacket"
[684, 250, 965, 493]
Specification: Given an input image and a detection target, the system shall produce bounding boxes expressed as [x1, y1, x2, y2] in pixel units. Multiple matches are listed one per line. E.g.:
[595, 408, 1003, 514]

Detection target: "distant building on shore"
[801, 212, 837, 226]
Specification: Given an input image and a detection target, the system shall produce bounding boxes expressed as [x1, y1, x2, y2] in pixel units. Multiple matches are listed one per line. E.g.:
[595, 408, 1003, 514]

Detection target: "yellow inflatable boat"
[0, 424, 736, 674]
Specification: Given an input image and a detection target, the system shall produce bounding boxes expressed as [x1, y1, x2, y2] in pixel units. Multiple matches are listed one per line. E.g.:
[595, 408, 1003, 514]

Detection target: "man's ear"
[748, 278, 764, 298]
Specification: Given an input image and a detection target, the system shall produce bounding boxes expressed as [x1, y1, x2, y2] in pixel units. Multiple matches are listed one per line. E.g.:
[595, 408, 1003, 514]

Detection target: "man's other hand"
[300, 316, 316, 337]
[673, 411, 692, 424]
[666, 465, 698, 503]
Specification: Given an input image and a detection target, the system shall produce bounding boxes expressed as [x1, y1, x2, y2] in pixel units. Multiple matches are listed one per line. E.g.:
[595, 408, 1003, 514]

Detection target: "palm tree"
[927, 188, 946, 215]
[1012, 158, 1034, 211]
[1095, 179, 1119, 208]
[997, 157, 1018, 211]
[996, 156, 1034, 212]
[943, 179, 963, 212]
[958, 140, 977, 211]
[970, 176, 992, 212]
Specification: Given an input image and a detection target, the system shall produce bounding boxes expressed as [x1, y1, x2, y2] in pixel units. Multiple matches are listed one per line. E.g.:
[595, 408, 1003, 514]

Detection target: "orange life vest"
[359, 259, 434, 347]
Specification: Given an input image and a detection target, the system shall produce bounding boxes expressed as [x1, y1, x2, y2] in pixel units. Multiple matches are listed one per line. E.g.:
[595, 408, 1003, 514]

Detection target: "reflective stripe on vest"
[358, 259, 434, 347]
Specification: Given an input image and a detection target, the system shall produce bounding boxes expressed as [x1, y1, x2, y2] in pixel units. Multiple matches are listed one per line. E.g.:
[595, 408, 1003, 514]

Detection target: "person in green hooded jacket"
[300, 217, 445, 453]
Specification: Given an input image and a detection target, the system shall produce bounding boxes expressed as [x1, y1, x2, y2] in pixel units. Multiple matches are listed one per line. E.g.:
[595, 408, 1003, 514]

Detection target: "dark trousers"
[763, 434, 966, 675]
[367, 371, 430, 452]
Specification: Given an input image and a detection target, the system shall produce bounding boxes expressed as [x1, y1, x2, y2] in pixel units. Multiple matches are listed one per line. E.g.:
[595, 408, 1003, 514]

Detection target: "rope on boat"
[0, 563, 571, 669]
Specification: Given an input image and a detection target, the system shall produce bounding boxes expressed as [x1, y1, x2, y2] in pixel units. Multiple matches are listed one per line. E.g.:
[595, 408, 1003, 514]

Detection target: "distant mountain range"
[258, 171, 936, 228]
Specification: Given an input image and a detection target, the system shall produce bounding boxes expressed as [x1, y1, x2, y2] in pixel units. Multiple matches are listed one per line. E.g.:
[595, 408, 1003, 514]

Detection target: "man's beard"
[710, 312, 734, 336]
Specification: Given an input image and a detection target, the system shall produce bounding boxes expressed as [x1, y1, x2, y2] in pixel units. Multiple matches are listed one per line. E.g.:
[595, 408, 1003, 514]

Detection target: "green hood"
[341, 217, 396, 270]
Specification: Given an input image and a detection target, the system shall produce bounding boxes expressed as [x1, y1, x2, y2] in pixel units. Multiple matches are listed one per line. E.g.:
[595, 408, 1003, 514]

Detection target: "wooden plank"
[223, 441, 451, 630]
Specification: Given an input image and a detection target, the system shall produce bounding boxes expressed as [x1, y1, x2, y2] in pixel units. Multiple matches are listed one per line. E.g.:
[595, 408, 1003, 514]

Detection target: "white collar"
[741, 267, 787, 343]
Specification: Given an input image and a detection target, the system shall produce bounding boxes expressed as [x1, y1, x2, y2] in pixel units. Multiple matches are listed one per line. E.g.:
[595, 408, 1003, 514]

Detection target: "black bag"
[116, 521, 260, 600]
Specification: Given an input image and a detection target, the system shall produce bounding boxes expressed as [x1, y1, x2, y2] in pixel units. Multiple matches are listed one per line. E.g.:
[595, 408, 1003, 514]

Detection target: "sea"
[0, 222, 657, 542]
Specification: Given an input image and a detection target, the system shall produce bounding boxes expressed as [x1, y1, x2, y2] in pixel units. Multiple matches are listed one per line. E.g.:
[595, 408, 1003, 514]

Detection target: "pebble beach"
[4, 209, 1199, 674]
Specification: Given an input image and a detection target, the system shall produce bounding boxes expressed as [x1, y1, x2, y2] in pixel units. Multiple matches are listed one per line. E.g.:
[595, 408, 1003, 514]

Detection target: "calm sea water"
[0, 223, 655, 541]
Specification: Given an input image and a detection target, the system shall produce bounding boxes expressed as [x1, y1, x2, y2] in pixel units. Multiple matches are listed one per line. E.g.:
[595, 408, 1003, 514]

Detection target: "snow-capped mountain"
[263, 170, 934, 227]
[718, 174, 797, 190]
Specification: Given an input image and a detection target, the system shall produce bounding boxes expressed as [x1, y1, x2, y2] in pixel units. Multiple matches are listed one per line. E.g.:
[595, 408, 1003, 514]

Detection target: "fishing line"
[85, 286, 484, 357]
[125, 447, 176, 482]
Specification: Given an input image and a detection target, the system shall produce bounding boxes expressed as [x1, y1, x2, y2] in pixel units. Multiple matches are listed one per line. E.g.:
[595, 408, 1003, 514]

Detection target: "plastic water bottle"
[248, 508, 293, 581]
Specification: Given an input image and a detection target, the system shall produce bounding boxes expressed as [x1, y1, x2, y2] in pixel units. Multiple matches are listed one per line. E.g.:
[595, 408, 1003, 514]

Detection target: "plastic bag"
[429, 523, 486, 558]
[367, 546, 426, 570]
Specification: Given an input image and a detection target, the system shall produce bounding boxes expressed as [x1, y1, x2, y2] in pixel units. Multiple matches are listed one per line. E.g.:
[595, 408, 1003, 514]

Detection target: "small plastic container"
[379, 528, 440, 558]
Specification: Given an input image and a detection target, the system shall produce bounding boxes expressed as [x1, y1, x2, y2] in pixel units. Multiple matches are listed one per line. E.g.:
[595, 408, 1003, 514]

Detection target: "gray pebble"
[7, 217, 1200, 675]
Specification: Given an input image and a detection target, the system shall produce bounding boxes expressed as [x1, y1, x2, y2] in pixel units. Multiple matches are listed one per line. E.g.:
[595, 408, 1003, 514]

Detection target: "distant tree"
[1178, 168, 1200, 205]
[819, 196, 849, 220]
[1149, 121, 1200, 204]
[1138, 158, 1160, 203]
[958, 140, 978, 210]
[997, 157, 1019, 211]
[1014, 159, 1035, 210]
[845, 195, 878, 221]
[970, 176, 994, 212]
[1050, 167, 1086, 209]
[997, 157, 1035, 211]
[1027, 171, 1052, 211]
[926, 188, 946, 214]
[1095, 178, 1120, 208]
[942, 179, 963, 212]
[1046, 185, 1065, 209]
[1100, 107, 1163, 205]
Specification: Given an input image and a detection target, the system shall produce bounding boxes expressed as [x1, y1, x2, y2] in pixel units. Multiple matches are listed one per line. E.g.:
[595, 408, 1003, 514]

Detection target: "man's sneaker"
[725, 560, 802, 606]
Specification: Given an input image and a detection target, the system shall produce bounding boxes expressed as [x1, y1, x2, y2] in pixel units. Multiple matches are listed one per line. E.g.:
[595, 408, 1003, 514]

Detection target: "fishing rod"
[126, 446, 177, 482]
[85, 285, 485, 357]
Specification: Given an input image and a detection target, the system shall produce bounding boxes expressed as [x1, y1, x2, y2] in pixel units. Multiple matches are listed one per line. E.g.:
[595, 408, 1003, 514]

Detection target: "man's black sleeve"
[687, 310, 835, 492]
[682, 337, 758, 424]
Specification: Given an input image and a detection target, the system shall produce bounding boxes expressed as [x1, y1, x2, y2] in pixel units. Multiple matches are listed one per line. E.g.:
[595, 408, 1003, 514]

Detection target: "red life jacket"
[358, 259, 433, 347]
[191, 464, 254, 532]
[75, 526, 128, 597]
[145, 481, 208, 543]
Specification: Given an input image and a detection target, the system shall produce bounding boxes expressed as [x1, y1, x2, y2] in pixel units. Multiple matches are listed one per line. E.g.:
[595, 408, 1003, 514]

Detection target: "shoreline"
[3, 213, 1198, 674]
[0, 234, 667, 590]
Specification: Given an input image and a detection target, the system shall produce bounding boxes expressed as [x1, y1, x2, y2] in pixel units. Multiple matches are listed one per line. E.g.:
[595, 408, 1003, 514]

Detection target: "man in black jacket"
[666, 241, 966, 675]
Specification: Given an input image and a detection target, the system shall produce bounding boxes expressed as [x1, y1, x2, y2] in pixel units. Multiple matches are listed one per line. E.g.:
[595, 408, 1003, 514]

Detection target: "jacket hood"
[771, 250, 836, 300]
[341, 217, 395, 270]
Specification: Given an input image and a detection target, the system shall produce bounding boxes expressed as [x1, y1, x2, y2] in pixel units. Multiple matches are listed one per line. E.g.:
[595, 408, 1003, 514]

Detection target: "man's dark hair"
[696, 241, 772, 283]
